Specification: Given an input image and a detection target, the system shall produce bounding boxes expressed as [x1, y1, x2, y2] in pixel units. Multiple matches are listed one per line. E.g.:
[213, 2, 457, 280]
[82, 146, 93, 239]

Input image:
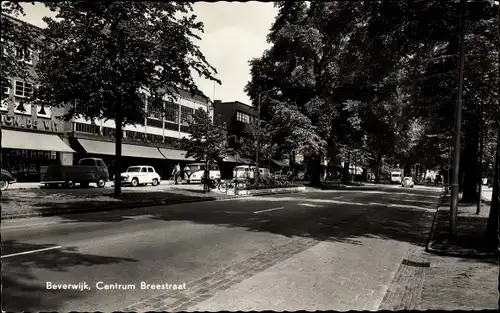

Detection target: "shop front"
[69, 136, 196, 180]
[1, 115, 75, 182]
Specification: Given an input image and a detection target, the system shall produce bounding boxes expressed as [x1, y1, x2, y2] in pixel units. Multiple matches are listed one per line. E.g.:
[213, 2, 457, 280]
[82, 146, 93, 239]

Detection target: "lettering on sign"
[0, 114, 58, 132]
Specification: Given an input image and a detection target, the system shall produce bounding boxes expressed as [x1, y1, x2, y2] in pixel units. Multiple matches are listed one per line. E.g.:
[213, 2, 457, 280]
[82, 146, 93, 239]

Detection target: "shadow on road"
[1, 240, 137, 311]
[45, 188, 445, 248]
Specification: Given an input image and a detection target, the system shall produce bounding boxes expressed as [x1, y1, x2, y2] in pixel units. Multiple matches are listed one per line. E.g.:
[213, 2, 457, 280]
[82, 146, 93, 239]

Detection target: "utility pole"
[255, 93, 261, 183]
[477, 93, 484, 215]
[450, 0, 466, 238]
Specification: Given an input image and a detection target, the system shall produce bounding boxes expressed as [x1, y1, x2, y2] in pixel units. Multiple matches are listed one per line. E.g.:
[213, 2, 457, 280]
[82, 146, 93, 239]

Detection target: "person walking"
[183, 164, 191, 182]
[172, 163, 181, 185]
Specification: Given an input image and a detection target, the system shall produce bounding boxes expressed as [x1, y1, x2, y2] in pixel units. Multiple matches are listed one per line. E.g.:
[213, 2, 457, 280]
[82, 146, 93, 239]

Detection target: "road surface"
[2, 185, 442, 311]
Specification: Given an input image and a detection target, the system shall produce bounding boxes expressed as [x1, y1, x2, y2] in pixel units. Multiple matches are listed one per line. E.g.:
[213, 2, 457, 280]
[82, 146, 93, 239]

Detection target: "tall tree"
[34, 2, 220, 198]
[179, 108, 231, 191]
[1, 2, 39, 198]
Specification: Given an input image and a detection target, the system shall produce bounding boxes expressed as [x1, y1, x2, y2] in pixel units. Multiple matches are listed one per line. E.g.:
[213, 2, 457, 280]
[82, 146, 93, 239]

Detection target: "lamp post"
[450, 0, 467, 238]
[255, 88, 281, 183]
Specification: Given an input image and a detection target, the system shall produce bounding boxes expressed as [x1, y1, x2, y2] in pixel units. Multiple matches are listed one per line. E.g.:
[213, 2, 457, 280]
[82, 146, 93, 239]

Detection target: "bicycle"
[219, 178, 253, 193]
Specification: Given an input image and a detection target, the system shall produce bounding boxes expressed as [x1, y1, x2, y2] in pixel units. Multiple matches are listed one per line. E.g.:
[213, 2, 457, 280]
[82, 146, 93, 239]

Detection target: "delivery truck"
[40, 157, 109, 188]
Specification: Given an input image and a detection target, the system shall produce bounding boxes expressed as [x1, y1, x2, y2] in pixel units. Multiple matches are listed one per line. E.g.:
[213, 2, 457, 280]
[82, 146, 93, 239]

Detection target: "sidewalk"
[420, 195, 498, 310]
[1, 185, 235, 219]
[427, 195, 496, 256]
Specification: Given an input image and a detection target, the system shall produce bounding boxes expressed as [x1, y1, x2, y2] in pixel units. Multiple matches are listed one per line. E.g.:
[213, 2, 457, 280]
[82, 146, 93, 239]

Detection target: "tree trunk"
[461, 134, 479, 203]
[204, 159, 209, 193]
[343, 152, 350, 185]
[484, 133, 499, 248]
[113, 107, 123, 198]
[0, 124, 2, 199]
[309, 155, 322, 187]
[374, 154, 381, 184]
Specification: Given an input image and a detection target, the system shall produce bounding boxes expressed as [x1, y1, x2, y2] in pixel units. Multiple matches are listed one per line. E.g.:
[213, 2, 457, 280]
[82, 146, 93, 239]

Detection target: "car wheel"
[131, 178, 139, 187]
[66, 180, 75, 188]
[152, 178, 159, 186]
[0, 180, 9, 191]
[97, 177, 106, 188]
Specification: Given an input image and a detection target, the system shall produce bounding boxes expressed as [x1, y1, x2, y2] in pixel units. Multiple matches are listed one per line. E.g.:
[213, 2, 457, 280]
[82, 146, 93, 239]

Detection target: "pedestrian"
[183, 164, 191, 181]
[172, 163, 181, 184]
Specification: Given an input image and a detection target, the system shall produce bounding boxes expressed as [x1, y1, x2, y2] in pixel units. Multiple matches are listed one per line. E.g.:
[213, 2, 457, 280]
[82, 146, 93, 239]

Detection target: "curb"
[1, 189, 306, 220]
[1, 197, 218, 220]
[426, 193, 497, 258]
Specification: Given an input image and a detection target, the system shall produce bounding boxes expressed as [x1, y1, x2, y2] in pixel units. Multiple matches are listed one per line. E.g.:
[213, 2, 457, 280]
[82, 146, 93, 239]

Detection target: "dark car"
[1, 169, 16, 191]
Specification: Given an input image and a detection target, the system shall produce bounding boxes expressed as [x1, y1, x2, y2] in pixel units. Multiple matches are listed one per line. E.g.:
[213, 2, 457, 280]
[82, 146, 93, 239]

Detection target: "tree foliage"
[180, 108, 231, 166]
[247, 1, 498, 186]
[33, 2, 220, 197]
[35, 2, 220, 124]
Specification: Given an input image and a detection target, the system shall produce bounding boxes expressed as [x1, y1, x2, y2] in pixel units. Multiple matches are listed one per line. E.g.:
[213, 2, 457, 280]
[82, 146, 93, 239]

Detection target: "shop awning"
[77, 139, 166, 159]
[3, 129, 75, 153]
[158, 148, 195, 161]
[272, 159, 289, 167]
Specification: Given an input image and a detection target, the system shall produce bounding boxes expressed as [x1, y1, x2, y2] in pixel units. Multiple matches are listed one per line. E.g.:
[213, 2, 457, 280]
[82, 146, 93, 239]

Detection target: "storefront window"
[2, 148, 60, 182]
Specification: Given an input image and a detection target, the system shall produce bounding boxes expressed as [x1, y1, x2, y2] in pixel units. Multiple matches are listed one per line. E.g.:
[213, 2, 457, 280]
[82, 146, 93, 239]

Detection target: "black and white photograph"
[1, 1, 499, 311]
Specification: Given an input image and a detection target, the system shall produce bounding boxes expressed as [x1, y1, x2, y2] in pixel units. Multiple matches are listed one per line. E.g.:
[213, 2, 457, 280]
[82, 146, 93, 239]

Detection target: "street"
[2, 185, 443, 311]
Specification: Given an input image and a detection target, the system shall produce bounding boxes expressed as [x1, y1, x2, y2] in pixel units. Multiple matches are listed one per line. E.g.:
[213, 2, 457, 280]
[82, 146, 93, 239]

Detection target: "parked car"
[233, 165, 271, 180]
[402, 176, 414, 188]
[120, 166, 161, 187]
[274, 170, 289, 180]
[40, 158, 109, 188]
[1, 169, 16, 191]
[187, 163, 221, 184]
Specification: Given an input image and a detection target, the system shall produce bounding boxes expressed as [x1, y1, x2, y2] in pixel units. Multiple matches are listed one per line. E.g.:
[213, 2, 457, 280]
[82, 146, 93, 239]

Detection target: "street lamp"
[450, 0, 467, 238]
[255, 88, 282, 182]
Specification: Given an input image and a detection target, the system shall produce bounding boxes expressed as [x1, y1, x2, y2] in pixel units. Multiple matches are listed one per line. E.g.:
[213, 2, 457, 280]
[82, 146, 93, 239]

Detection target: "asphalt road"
[2, 185, 442, 311]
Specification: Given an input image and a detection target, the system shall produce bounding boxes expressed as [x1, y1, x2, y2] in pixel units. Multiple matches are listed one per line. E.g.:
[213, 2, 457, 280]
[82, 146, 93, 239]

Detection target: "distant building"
[1, 14, 211, 181]
[213, 100, 291, 171]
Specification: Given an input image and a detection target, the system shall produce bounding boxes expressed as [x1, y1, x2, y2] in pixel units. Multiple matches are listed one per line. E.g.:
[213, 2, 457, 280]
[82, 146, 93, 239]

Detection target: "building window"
[146, 118, 163, 128]
[16, 46, 33, 64]
[74, 122, 100, 135]
[236, 111, 250, 124]
[2, 81, 10, 95]
[164, 121, 178, 131]
[181, 105, 194, 125]
[74, 103, 85, 115]
[164, 101, 179, 123]
[146, 96, 163, 120]
[14, 81, 33, 98]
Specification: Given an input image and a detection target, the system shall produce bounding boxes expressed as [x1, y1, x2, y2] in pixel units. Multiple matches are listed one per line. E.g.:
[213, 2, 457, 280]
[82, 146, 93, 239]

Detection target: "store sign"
[0, 114, 59, 132]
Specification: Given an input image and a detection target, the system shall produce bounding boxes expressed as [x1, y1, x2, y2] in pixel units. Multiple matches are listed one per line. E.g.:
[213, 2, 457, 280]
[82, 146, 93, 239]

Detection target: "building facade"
[1, 14, 76, 182]
[213, 100, 293, 173]
[1, 15, 211, 181]
[68, 89, 210, 179]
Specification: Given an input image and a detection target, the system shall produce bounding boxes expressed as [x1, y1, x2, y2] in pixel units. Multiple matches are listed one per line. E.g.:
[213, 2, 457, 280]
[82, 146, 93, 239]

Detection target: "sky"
[17, 2, 279, 105]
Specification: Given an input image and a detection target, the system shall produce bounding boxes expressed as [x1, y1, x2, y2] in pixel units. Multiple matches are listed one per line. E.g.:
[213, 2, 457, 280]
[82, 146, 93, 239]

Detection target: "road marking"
[1, 245, 62, 259]
[254, 207, 285, 214]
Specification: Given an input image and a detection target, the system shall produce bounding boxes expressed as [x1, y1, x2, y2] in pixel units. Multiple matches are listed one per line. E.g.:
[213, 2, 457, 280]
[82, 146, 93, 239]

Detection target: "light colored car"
[233, 165, 271, 180]
[402, 176, 414, 188]
[187, 163, 221, 183]
[120, 166, 161, 187]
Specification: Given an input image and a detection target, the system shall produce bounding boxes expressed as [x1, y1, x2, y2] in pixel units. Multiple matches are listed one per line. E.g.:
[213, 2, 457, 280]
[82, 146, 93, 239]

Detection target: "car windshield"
[188, 164, 203, 171]
[127, 167, 141, 172]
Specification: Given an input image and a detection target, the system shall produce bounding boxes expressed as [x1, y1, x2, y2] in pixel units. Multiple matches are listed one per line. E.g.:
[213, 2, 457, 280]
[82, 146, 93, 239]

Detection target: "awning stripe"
[3, 129, 75, 153]
[158, 148, 195, 161]
[78, 139, 166, 159]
